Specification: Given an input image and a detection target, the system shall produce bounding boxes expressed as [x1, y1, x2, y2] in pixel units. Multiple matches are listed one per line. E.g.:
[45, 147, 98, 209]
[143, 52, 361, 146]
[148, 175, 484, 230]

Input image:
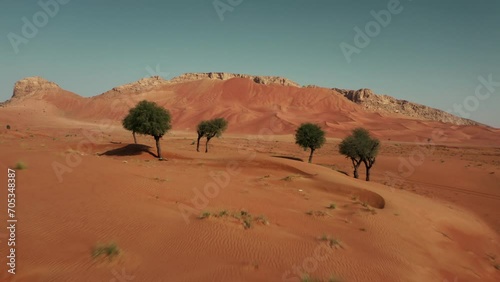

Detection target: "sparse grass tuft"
[327, 203, 336, 210]
[199, 211, 211, 219]
[6, 125, 11, 130]
[201, 209, 269, 229]
[92, 242, 120, 259]
[319, 234, 343, 249]
[243, 218, 252, 229]
[14, 162, 27, 170]
[217, 210, 229, 217]
[255, 215, 269, 225]
[306, 210, 327, 217]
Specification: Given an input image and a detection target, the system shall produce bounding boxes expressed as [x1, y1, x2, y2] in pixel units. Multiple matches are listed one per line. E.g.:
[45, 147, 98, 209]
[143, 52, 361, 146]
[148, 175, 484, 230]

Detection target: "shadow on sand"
[272, 155, 304, 162]
[99, 144, 157, 158]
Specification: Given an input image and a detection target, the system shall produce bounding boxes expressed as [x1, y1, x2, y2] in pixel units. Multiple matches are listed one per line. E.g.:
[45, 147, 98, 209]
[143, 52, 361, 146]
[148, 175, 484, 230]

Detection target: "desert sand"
[0, 76, 499, 281]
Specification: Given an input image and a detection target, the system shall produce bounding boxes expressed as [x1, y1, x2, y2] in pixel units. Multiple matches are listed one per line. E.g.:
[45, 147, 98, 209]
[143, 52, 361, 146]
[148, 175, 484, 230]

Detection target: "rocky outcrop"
[108, 76, 169, 94]
[170, 72, 301, 87]
[332, 88, 480, 126]
[11, 76, 61, 99]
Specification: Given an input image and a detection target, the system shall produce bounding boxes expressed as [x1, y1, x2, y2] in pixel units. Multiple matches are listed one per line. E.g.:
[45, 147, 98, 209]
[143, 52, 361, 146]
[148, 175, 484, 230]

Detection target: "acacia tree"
[339, 135, 362, 179]
[196, 120, 210, 152]
[339, 128, 380, 181]
[123, 113, 138, 144]
[122, 100, 172, 160]
[360, 132, 380, 181]
[204, 118, 228, 153]
[295, 123, 326, 163]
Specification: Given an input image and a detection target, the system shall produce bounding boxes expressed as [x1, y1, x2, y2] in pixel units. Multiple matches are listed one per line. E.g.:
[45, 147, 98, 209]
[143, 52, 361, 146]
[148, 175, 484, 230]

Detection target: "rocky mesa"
[332, 88, 480, 126]
[170, 72, 301, 87]
[11, 76, 61, 100]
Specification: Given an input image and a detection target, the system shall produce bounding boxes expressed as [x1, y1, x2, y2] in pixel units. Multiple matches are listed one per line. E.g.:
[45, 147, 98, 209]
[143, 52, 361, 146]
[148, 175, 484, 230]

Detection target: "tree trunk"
[205, 137, 211, 153]
[133, 131, 137, 144]
[196, 135, 202, 152]
[155, 136, 162, 159]
[308, 148, 314, 163]
[352, 159, 361, 179]
[363, 159, 373, 181]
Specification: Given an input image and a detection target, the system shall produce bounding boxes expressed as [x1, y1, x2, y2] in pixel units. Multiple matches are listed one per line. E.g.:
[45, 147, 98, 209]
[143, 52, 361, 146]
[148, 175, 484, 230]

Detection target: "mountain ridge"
[0, 73, 484, 127]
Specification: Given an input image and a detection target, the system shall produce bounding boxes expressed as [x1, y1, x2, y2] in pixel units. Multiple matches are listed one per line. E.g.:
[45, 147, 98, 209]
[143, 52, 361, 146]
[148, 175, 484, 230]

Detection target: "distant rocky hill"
[1, 74, 483, 127]
[170, 72, 301, 87]
[104, 76, 169, 95]
[330, 88, 480, 126]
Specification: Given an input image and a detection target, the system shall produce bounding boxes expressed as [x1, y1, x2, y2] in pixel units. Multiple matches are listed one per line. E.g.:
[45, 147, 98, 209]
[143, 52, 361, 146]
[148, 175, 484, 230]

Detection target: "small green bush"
[92, 242, 120, 259]
[14, 162, 27, 170]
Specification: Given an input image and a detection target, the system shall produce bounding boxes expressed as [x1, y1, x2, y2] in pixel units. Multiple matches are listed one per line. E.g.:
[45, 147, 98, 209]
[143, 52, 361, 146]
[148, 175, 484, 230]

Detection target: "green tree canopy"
[295, 123, 326, 163]
[339, 128, 380, 181]
[196, 120, 211, 152]
[196, 117, 228, 153]
[122, 100, 172, 159]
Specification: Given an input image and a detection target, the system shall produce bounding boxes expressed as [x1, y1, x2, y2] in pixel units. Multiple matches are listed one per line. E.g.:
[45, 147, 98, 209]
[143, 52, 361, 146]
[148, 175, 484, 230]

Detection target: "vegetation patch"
[306, 210, 328, 217]
[326, 203, 336, 210]
[92, 242, 120, 260]
[14, 162, 27, 170]
[319, 234, 344, 249]
[199, 209, 269, 229]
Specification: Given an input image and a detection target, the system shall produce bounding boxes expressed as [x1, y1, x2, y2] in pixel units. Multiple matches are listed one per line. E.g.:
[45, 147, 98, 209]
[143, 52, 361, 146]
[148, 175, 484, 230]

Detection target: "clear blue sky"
[1, 0, 499, 126]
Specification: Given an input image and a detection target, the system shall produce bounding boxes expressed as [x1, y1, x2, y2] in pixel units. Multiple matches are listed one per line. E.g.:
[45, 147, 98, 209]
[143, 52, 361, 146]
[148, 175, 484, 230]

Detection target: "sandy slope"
[0, 123, 499, 281]
[0, 77, 499, 281]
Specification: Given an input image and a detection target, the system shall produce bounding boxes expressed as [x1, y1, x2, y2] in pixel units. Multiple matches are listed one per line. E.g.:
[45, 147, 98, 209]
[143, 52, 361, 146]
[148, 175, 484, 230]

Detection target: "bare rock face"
[333, 88, 480, 126]
[12, 76, 61, 99]
[109, 76, 169, 94]
[333, 88, 375, 103]
[170, 72, 301, 87]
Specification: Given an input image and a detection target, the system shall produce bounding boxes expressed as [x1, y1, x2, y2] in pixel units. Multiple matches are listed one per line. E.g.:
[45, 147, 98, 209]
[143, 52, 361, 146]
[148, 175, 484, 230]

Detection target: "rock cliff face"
[170, 72, 301, 87]
[332, 88, 480, 126]
[11, 76, 61, 99]
[107, 76, 169, 94]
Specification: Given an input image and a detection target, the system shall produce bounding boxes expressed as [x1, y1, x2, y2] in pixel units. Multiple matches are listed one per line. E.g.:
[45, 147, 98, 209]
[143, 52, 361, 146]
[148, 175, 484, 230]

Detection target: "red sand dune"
[0, 76, 499, 281]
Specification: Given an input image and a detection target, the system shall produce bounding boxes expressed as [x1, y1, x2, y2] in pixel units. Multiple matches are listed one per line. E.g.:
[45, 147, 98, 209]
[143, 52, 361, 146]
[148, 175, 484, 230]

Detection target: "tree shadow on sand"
[98, 144, 157, 158]
[272, 155, 304, 162]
